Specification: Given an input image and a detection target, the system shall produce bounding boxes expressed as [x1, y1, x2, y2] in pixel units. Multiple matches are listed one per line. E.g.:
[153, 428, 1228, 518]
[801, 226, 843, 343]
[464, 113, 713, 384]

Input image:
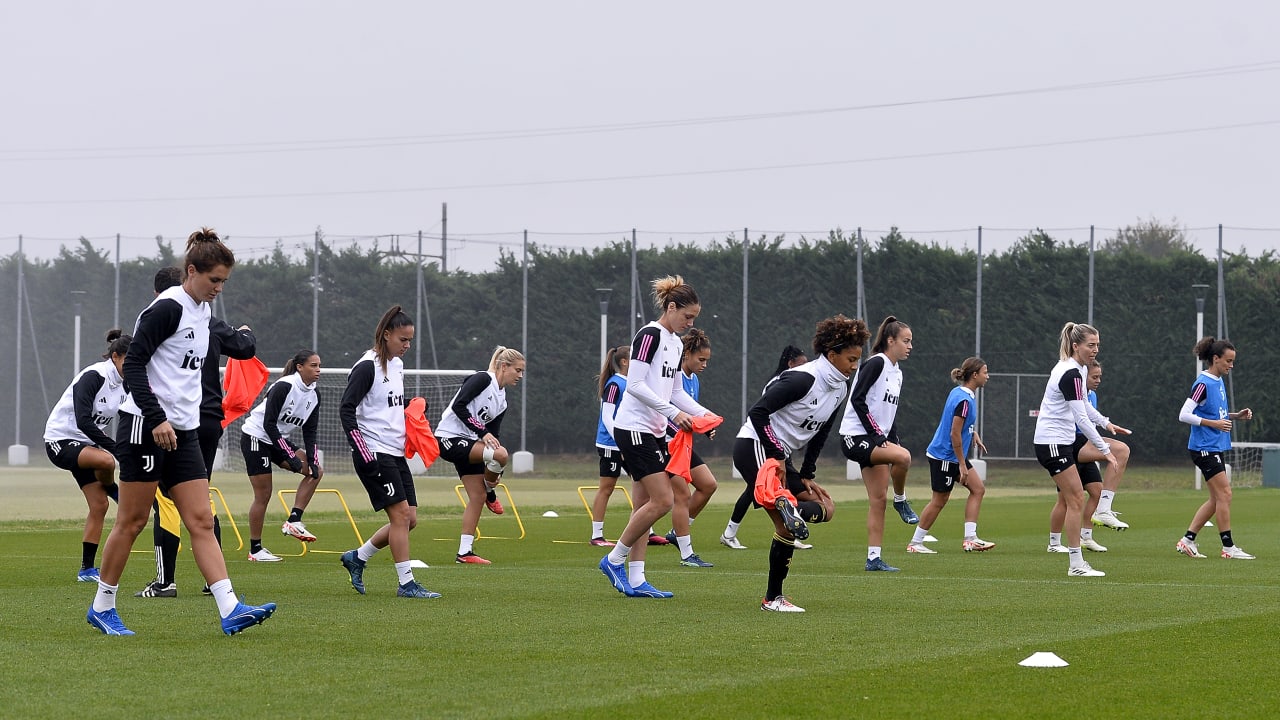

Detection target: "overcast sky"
[3, 1, 1278, 270]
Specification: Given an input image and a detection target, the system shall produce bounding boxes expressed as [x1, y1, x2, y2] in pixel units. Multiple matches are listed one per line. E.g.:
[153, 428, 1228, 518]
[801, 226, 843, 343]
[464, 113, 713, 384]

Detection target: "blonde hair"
[488, 346, 525, 373]
[1058, 322, 1099, 360]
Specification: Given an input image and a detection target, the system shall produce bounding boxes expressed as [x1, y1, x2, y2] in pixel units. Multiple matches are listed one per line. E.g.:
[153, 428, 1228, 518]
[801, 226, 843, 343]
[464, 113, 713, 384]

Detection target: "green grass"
[2, 475, 1279, 718]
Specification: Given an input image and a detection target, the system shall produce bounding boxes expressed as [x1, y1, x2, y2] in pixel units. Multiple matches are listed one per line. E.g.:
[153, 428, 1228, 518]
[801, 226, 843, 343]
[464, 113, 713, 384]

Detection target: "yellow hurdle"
[452, 483, 525, 540]
[275, 488, 366, 557]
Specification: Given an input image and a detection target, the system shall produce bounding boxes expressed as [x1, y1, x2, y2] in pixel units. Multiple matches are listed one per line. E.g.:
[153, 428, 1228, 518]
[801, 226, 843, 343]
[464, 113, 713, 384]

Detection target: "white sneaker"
[1175, 537, 1206, 558]
[761, 596, 805, 613]
[961, 537, 995, 552]
[922, 534, 938, 543]
[906, 542, 936, 554]
[719, 534, 747, 550]
[793, 540, 814, 550]
[247, 548, 282, 562]
[1047, 544, 1070, 553]
[1067, 562, 1105, 577]
[1092, 511, 1129, 531]
[281, 521, 317, 542]
[1222, 546, 1256, 560]
[1080, 537, 1108, 552]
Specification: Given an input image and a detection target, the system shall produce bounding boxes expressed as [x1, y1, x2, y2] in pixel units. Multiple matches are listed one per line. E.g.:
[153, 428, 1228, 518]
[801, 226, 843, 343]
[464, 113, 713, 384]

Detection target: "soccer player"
[339, 305, 439, 598]
[1032, 322, 1131, 578]
[599, 275, 713, 598]
[736, 315, 866, 612]
[436, 346, 526, 565]
[240, 349, 324, 561]
[44, 329, 131, 583]
[661, 328, 718, 568]
[134, 266, 255, 599]
[1047, 360, 1111, 553]
[721, 345, 807, 551]
[589, 345, 631, 547]
[908, 357, 995, 555]
[839, 315, 918, 573]
[89, 228, 275, 635]
[1175, 337, 1255, 560]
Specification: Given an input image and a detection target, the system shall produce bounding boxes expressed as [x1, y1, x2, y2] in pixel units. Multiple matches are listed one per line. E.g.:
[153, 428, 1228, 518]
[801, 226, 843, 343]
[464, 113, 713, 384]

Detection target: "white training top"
[839, 352, 902, 439]
[613, 321, 708, 436]
[437, 370, 508, 441]
[242, 373, 321, 444]
[1032, 358, 1111, 452]
[339, 349, 407, 457]
[44, 359, 128, 447]
[119, 285, 211, 431]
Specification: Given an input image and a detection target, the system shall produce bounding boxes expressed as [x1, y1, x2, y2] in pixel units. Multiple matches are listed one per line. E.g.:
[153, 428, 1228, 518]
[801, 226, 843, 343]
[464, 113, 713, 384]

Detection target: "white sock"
[1049, 532, 1062, 546]
[356, 539, 379, 563]
[459, 534, 475, 556]
[210, 579, 238, 617]
[868, 546, 881, 561]
[676, 535, 693, 559]
[591, 521, 604, 538]
[93, 581, 119, 613]
[910, 527, 929, 544]
[1081, 527, 1093, 540]
[724, 521, 740, 538]
[607, 541, 631, 565]
[394, 560, 414, 586]
[1097, 491, 1115, 514]
[893, 494, 907, 503]
[1067, 547, 1083, 567]
[627, 560, 646, 588]
[964, 522, 977, 538]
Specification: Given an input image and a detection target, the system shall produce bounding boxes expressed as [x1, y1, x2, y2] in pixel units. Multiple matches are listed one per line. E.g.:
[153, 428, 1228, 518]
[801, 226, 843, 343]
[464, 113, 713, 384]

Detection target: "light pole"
[596, 288, 613, 367]
[71, 290, 87, 374]
[1192, 283, 1210, 489]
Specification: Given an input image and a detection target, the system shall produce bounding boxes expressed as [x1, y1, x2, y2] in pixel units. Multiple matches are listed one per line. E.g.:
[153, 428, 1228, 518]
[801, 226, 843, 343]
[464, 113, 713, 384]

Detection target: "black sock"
[1220, 530, 1234, 548]
[159, 529, 180, 585]
[81, 541, 98, 570]
[1184, 530, 1197, 542]
[104, 484, 119, 502]
[486, 489, 497, 503]
[213, 515, 223, 548]
[731, 485, 753, 525]
[766, 536, 796, 601]
[251, 539, 263, 554]
[289, 508, 304, 523]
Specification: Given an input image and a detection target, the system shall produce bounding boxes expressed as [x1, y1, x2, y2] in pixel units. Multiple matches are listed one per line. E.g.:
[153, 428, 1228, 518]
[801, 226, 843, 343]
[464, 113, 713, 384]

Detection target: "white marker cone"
[1019, 652, 1068, 667]
[542, 510, 559, 518]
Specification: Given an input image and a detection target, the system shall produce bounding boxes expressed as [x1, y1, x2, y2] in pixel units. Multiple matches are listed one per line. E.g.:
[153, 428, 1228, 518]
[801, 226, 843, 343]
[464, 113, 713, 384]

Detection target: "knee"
[703, 478, 718, 494]
[86, 495, 110, 516]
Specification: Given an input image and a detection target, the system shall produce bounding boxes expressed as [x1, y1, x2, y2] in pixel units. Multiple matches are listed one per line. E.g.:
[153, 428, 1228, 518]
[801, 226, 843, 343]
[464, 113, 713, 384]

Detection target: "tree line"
[3, 226, 1277, 466]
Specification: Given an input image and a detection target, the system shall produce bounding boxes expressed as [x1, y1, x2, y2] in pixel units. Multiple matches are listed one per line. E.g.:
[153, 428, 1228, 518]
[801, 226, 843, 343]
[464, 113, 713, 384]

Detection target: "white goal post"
[216, 367, 473, 478]
[1220, 442, 1280, 489]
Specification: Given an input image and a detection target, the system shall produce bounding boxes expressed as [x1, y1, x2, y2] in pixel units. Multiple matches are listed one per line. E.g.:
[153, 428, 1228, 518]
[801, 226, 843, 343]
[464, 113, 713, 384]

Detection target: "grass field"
[2, 459, 1278, 719]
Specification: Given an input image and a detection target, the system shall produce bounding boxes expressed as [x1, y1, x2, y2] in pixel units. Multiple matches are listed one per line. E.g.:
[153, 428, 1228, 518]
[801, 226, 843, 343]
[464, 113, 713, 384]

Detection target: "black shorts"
[240, 433, 298, 477]
[840, 434, 880, 467]
[927, 457, 972, 494]
[613, 429, 670, 480]
[597, 447, 629, 478]
[355, 453, 417, 511]
[438, 435, 485, 477]
[1076, 458, 1103, 486]
[45, 440, 98, 488]
[1035, 436, 1088, 478]
[116, 413, 207, 489]
[1190, 449, 1228, 481]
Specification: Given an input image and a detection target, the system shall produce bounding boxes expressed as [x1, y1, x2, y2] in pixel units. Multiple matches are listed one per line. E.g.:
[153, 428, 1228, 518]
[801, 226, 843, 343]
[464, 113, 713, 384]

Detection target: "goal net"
[1221, 442, 1280, 489]
[216, 367, 473, 478]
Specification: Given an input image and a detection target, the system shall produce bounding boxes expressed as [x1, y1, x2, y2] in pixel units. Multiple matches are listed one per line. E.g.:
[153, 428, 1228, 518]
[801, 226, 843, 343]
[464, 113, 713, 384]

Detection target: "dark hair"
[103, 328, 131, 359]
[1194, 336, 1235, 364]
[184, 227, 236, 274]
[597, 344, 630, 396]
[871, 315, 910, 355]
[651, 275, 699, 313]
[813, 315, 870, 360]
[153, 266, 182, 294]
[372, 305, 414, 374]
[681, 327, 711, 357]
[950, 357, 986, 384]
[1058, 322, 1099, 361]
[283, 349, 318, 377]
[772, 345, 808, 378]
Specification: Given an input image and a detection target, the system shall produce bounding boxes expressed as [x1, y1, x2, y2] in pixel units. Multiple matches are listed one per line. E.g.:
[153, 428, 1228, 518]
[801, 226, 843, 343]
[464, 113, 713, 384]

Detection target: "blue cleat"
[893, 499, 919, 525]
[341, 550, 366, 595]
[775, 497, 810, 540]
[221, 600, 277, 635]
[396, 580, 442, 599]
[87, 607, 134, 636]
[624, 581, 674, 598]
[679, 553, 714, 568]
[865, 557, 900, 572]
[77, 567, 101, 583]
[599, 555, 627, 594]
[664, 530, 678, 546]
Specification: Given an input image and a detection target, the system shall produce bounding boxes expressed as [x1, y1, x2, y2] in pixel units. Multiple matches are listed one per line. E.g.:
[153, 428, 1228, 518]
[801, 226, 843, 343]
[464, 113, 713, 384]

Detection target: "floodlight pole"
[596, 288, 612, 367]
[72, 291, 87, 373]
[1193, 283, 1210, 489]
